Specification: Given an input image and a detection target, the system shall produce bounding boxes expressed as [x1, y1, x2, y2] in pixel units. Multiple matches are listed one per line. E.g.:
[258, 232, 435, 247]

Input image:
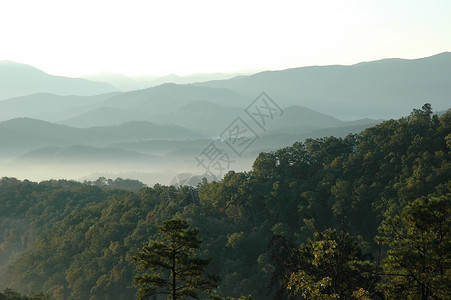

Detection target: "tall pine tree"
[133, 218, 219, 300]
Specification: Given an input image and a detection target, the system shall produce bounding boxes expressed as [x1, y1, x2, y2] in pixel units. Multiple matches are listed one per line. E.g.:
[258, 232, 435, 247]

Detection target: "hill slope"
[0, 61, 117, 100]
[0, 106, 448, 299]
[0, 92, 119, 122]
[195, 52, 451, 119]
[56, 84, 251, 128]
[0, 118, 201, 157]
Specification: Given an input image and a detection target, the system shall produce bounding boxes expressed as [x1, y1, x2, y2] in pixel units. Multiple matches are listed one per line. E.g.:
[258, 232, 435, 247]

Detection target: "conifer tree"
[377, 194, 451, 299]
[133, 218, 219, 300]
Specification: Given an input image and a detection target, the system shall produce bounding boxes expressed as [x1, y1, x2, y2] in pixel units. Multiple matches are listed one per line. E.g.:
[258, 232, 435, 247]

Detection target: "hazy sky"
[1, 0, 450, 77]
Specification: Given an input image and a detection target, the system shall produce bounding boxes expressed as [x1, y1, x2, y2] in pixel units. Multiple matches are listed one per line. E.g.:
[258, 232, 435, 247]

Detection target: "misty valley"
[0, 53, 450, 299]
[1, 54, 450, 186]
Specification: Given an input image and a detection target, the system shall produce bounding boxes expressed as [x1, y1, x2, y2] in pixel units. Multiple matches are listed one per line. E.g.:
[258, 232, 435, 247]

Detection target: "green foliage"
[0, 288, 50, 300]
[83, 177, 146, 192]
[288, 272, 338, 300]
[0, 105, 449, 299]
[272, 229, 378, 299]
[377, 194, 451, 299]
[133, 218, 219, 299]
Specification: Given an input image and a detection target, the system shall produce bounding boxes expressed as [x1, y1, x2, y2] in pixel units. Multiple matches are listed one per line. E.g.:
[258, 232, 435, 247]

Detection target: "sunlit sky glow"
[1, 0, 450, 77]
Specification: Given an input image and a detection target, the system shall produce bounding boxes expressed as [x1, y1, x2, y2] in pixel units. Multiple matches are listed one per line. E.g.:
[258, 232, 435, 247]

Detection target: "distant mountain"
[253, 122, 382, 151]
[153, 101, 243, 135]
[0, 92, 119, 122]
[55, 84, 251, 128]
[58, 106, 141, 127]
[194, 52, 451, 119]
[152, 103, 349, 136]
[3, 53, 449, 121]
[147, 72, 251, 87]
[0, 61, 117, 100]
[82, 71, 251, 92]
[82, 72, 155, 91]
[104, 83, 250, 110]
[12, 145, 154, 164]
[0, 118, 202, 158]
[0, 118, 91, 152]
[109, 139, 212, 155]
[89, 121, 203, 140]
[268, 109, 381, 135]
[52, 88, 369, 136]
[269, 105, 341, 130]
[0, 84, 251, 128]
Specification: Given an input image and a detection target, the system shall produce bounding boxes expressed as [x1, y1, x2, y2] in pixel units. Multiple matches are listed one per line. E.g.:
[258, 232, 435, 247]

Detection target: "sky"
[0, 0, 450, 77]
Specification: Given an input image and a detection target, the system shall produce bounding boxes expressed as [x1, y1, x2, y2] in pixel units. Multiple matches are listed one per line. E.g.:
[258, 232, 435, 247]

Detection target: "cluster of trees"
[0, 288, 49, 300]
[0, 104, 449, 299]
[82, 177, 146, 191]
[269, 193, 450, 299]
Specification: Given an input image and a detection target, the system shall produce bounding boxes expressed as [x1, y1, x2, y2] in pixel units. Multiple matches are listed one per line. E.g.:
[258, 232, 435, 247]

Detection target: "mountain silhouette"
[194, 52, 451, 119]
[0, 60, 117, 100]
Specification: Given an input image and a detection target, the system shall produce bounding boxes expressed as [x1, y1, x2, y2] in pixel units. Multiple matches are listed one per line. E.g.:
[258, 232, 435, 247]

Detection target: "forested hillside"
[0, 104, 449, 299]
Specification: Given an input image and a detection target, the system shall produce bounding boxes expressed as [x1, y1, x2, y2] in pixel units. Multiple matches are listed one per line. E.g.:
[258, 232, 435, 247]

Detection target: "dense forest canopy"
[0, 104, 449, 299]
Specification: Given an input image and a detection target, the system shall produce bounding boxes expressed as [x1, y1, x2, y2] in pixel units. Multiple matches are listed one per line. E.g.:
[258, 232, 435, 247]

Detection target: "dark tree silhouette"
[133, 218, 219, 300]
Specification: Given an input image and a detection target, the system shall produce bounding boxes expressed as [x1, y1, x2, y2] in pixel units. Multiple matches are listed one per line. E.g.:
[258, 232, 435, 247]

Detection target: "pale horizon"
[1, 0, 450, 77]
[1, 51, 449, 79]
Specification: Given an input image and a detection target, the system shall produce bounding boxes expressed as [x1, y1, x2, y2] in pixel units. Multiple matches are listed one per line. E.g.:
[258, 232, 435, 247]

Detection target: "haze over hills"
[0, 92, 119, 122]
[1, 1, 450, 297]
[82, 72, 156, 92]
[0, 52, 449, 184]
[0, 89, 376, 136]
[82, 71, 252, 91]
[11, 145, 156, 165]
[0, 60, 117, 100]
[152, 101, 243, 135]
[0, 82, 363, 136]
[103, 83, 250, 110]
[3, 52, 450, 121]
[269, 105, 341, 129]
[0, 118, 202, 158]
[194, 52, 451, 119]
[145, 72, 251, 88]
[58, 106, 143, 128]
[0, 111, 379, 185]
[51, 84, 252, 128]
[2, 52, 449, 122]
